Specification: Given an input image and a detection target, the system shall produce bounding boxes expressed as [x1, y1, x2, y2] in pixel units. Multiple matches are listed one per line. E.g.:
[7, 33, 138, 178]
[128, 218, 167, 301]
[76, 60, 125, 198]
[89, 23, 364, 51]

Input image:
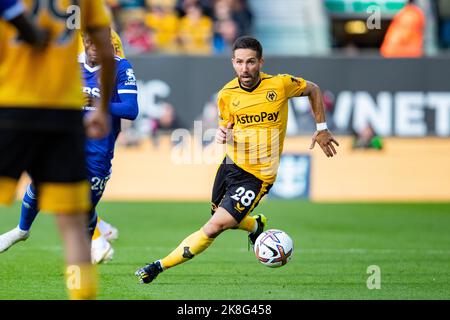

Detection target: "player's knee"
[204, 218, 239, 237]
[203, 221, 231, 238]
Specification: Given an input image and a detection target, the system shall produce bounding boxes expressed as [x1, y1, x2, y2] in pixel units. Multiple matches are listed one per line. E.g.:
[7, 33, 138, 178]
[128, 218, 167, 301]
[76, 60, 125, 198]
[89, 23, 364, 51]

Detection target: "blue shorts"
[86, 161, 111, 208]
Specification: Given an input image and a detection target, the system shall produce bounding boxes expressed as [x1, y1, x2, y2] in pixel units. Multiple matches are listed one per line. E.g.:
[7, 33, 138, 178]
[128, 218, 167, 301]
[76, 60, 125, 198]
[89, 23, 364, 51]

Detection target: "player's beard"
[239, 72, 259, 89]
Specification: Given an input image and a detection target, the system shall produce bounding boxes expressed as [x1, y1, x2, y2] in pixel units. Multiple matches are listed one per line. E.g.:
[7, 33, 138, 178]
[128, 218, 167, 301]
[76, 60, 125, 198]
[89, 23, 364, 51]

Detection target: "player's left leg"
[135, 206, 236, 284]
[19, 183, 39, 232]
[97, 217, 119, 241]
[87, 173, 114, 264]
[135, 160, 271, 284]
[91, 213, 114, 264]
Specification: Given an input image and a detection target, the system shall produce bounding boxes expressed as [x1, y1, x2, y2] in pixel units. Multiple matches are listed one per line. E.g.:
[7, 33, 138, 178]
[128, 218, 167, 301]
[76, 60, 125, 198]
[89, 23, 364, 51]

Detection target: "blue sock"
[18, 184, 39, 232]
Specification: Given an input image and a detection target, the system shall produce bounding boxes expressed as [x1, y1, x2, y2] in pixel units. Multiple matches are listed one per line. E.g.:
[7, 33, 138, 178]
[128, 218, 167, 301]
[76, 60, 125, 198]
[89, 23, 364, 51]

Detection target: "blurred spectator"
[352, 125, 383, 150]
[145, 0, 181, 53]
[380, 0, 425, 58]
[213, 19, 239, 53]
[227, 0, 252, 37]
[104, 0, 253, 56]
[117, 0, 147, 31]
[437, 0, 450, 48]
[105, 0, 123, 33]
[212, 0, 252, 54]
[176, 0, 214, 18]
[213, 0, 238, 53]
[178, 3, 213, 55]
[122, 18, 157, 54]
[119, 0, 146, 9]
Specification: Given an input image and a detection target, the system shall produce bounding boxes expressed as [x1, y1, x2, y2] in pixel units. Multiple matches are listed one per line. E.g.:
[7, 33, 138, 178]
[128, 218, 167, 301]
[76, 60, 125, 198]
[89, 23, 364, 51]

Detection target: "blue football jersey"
[81, 55, 138, 177]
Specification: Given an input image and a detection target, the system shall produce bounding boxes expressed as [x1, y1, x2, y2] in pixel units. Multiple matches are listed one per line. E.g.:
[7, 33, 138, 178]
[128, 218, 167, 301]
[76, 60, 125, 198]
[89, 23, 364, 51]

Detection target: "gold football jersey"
[0, 0, 111, 109]
[217, 72, 307, 184]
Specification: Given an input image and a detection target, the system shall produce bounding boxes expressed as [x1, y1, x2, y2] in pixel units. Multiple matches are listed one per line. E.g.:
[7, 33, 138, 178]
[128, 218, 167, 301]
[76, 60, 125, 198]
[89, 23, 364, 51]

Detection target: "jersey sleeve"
[217, 90, 232, 127]
[109, 59, 138, 120]
[1, 0, 24, 21]
[280, 74, 307, 98]
[81, 0, 111, 31]
[116, 59, 138, 94]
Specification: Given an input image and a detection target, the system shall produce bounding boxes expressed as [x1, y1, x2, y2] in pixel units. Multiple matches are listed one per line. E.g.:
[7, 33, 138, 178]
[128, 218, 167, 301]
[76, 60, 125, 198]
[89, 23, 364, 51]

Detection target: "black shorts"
[211, 156, 272, 223]
[0, 108, 90, 213]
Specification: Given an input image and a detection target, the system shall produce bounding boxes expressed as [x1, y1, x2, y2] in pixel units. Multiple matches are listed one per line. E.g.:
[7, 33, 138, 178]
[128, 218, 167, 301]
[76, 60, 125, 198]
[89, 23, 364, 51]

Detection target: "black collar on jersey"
[239, 77, 262, 93]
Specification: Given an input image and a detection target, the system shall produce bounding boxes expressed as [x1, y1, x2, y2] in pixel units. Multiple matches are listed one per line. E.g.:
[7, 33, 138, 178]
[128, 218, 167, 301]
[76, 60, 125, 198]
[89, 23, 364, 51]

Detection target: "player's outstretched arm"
[302, 81, 339, 157]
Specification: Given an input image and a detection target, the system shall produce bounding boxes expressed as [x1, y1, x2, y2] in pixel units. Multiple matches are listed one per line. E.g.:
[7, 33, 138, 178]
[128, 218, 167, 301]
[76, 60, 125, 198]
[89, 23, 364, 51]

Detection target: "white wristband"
[316, 122, 327, 131]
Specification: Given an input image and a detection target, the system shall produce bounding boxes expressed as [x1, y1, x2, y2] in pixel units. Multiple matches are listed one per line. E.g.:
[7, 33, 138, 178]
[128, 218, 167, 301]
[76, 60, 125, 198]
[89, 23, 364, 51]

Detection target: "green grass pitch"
[0, 200, 449, 300]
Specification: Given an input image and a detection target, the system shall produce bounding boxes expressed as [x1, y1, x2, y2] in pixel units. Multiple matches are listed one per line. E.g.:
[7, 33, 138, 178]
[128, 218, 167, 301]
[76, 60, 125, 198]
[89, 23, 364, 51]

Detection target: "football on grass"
[254, 229, 293, 268]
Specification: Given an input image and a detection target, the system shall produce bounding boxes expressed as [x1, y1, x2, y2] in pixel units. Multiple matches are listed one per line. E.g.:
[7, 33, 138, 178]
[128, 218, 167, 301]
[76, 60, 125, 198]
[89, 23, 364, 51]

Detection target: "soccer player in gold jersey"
[135, 36, 339, 284]
[0, 0, 116, 299]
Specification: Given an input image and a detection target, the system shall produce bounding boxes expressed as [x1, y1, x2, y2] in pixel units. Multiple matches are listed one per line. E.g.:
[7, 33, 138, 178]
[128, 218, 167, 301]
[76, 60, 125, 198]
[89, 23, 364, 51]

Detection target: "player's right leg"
[31, 109, 97, 300]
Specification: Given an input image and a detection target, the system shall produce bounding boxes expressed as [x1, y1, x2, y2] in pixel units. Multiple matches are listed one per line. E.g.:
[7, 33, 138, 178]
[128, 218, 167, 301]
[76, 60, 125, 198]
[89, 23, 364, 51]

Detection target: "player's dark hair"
[232, 36, 263, 59]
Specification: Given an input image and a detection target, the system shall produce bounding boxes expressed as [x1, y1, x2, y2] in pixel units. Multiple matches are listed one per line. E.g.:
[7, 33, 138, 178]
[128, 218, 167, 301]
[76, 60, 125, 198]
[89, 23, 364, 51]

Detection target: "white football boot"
[91, 234, 114, 264]
[98, 220, 119, 242]
[0, 227, 30, 253]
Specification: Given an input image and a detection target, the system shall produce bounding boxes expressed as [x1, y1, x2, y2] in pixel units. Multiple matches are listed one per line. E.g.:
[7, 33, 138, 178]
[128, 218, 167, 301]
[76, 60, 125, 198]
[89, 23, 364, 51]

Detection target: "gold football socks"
[236, 215, 258, 233]
[160, 228, 214, 269]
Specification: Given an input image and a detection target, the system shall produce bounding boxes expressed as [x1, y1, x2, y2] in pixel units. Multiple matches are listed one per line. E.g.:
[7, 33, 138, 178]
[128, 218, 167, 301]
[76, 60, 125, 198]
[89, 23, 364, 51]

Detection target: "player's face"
[83, 36, 99, 66]
[232, 49, 264, 89]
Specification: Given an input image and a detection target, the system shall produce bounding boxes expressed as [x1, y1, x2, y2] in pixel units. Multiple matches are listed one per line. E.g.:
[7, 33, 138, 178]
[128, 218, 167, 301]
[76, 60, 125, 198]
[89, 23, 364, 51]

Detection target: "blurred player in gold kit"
[0, 0, 115, 299]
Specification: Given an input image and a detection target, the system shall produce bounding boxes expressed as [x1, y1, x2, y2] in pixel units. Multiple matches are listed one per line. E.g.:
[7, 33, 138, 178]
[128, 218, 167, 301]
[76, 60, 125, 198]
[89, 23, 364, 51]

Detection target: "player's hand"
[309, 130, 339, 157]
[84, 108, 109, 139]
[215, 122, 233, 144]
